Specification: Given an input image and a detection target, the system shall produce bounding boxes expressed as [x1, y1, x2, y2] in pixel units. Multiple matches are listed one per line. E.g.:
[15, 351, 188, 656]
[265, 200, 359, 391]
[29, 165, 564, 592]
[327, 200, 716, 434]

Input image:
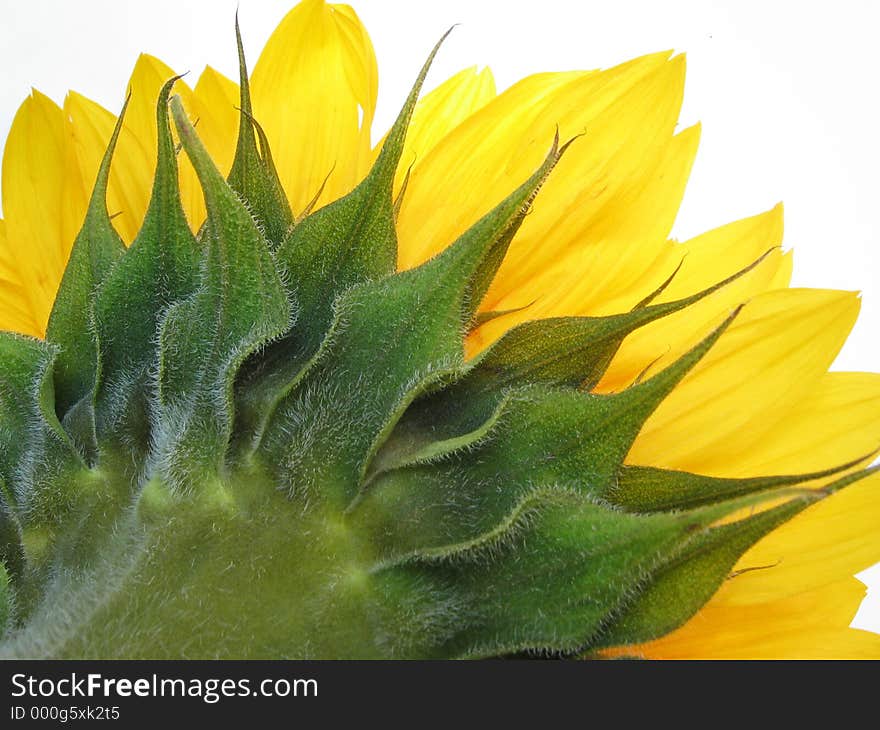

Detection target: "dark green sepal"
[260, 137, 567, 507]
[235, 31, 454, 445]
[612, 451, 877, 512]
[93, 78, 200, 453]
[0, 487, 24, 584]
[593, 466, 880, 649]
[373, 488, 734, 658]
[371, 305, 741, 490]
[0, 333, 84, 538]
[45, 94, 129, 420]
[353, 309, 740, 557]
[0, 563, 10, 637]
[226, 16, 293, 247]
[375, 254, 770, 475]
[471, 248, 774, 391]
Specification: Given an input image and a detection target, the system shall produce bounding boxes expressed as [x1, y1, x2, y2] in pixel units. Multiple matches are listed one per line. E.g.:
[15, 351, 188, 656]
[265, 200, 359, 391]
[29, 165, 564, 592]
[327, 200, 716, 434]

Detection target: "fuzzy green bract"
[0, 32, 875, 659]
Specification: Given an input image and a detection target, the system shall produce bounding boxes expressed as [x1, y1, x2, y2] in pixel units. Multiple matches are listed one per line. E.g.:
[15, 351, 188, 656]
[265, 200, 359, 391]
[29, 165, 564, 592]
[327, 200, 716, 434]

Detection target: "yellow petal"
[250, 0, 378, 213]
[191, 66, 239, 169]
[729, 472, 880, 601]
[0, 220, 41, 336]
[722, 371, 880, 475]
[0, 90, 66, 331]
[621, 576, 880, 659]
[629, 288, 860, 475]
[596, 206, 790, 392]
[487, 63, 689, 312]
[398, 52, 682, 271]
[187, 66, 241, 228]
[469, 122, 700, 355]
[62, 92, 142, 247]
[373, 65, 497, 192]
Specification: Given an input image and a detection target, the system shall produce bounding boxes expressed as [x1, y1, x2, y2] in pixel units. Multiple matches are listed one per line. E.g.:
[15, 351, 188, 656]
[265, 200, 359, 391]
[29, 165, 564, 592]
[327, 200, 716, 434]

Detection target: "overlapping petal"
[1, 90, 66, 334]
[373, 65, 497, 191]
[628, 288, 860, 475]
[250, 0, 378, 213]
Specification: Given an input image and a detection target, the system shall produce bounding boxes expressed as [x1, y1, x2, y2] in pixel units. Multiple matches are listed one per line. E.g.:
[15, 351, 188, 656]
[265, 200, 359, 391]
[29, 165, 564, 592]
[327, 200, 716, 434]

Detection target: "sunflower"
[0, 0, 878, 659]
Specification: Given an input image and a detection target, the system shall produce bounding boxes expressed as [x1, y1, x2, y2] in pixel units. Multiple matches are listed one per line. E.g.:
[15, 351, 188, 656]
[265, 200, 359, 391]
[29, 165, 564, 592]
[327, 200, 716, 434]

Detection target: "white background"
[1, 0, 879, 634]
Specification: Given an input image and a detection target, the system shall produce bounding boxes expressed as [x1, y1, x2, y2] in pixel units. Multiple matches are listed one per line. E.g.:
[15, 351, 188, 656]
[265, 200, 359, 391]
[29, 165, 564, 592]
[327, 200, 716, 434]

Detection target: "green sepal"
[235, 31, 453, 442]
[260, 138, 566, 507]
[469, 248, 774, 391]
[373, 488, 738, 658]
[60, 398, 98, 466]
[461, 131, 576, 325]
[226, 16, 293, 247]
[0, 486, 24, 583]
[157, 97, 290, 491]
[0, 333, 85, 545]
[593, 466, 879, 649]
[0, 562, 10, 637]
[0, 333, 53, 497]
[93, 78, 200, 452]
[353, 310, 739, 557]
[611, 452, 876, 512]
[45, 95, 129, 420]
[374, 254, 769, 474]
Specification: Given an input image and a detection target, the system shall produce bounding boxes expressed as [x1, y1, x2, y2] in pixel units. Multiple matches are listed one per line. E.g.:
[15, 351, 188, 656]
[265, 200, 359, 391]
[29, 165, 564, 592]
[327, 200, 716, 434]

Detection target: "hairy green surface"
[0, 30, 874, 659]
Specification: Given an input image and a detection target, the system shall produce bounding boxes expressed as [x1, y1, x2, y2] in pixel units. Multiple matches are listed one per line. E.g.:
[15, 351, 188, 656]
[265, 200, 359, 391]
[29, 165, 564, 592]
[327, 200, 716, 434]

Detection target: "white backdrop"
[1, 0, 879, 635]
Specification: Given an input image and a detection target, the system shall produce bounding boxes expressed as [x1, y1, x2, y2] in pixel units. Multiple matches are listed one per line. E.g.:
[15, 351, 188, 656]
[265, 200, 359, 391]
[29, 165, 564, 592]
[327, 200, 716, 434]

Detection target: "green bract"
[0, 30, 874, 659]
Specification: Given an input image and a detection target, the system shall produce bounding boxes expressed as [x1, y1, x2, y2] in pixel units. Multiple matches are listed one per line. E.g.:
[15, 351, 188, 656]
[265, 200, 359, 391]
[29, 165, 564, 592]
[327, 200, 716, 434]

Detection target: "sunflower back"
[0, 26, 874, 659]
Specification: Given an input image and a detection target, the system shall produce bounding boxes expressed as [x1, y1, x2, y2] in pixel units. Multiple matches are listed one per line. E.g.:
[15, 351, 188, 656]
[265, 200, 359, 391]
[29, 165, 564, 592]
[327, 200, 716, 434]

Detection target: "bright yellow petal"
[622, 576, 880, 659]
[0, 220, 41, 336]
[187, 65, 241, 228]
[395, 67, 592, 268]
[398, 52, 683, 271]
[191, 66, 239, 169]
[469, 122, 700, 355]
[720, 371, 880, 475]
[250, 0, 378, 213]
[729, 473, 880, 601]
[0, 90, 66, 332]
[596, 206, 789, 392]
[629, 288, 860, 475]
[62, 92, 141, 247]
[373, 65, 497, 191]
[486, 62, 688, 312]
